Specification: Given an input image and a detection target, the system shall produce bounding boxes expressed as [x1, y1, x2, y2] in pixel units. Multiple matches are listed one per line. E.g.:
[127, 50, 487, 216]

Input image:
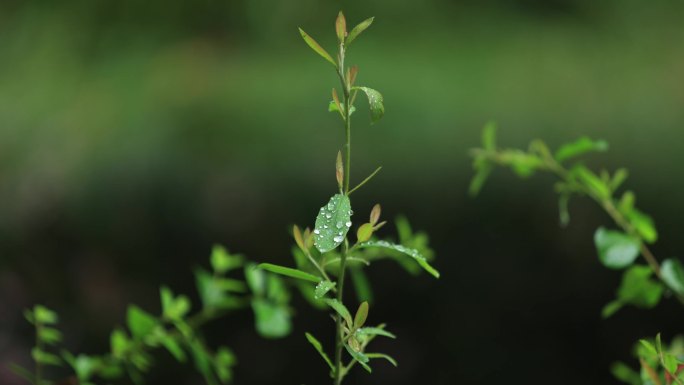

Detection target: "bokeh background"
[2, 0, 684, 384]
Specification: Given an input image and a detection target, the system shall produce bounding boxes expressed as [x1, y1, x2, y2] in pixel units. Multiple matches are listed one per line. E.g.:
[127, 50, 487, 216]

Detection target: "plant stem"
[35, 323, 43, 385]
[333, 241, 349, 385]
[333, 40, 352, 385]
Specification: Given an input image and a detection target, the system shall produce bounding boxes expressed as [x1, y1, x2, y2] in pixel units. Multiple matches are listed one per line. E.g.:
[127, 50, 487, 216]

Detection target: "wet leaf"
[357, 241, 440, 278]
[353, 87, 384, 123]
[314, 194, 352, 253]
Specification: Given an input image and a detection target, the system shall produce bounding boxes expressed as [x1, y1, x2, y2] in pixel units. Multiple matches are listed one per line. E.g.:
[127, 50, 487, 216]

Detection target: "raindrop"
[345, 221, 352, 227]
[314, 229, 320, 234]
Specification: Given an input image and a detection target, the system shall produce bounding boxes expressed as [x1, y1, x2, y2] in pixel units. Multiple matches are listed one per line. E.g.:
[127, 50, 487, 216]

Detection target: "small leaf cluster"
[12, 246, 292, 385]
[470, 123, 683, 317]
[470, 123, 684, 383]
[612, 334, 684, 385]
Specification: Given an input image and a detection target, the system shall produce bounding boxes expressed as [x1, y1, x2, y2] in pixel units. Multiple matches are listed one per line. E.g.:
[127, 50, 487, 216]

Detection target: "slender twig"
[348, 167, 382, 195]
[35, 322, 43, 385]
[474, 147, 684, 304]
[333, 37, 353, 385]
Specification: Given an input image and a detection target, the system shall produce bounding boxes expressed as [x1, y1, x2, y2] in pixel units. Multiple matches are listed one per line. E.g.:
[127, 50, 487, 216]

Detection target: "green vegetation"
[471, 123, 684, 384]
[258, 12, 439, 384]
[11, 246, 293, 385]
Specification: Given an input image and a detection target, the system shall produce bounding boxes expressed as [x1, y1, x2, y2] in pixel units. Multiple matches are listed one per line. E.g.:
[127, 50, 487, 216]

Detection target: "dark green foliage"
[13, 247, 292, 385]
[470, 124, 684, 384]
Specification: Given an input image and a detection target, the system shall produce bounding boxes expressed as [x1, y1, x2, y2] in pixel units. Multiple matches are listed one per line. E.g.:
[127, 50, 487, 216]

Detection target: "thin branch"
[348, 167, 382, 195]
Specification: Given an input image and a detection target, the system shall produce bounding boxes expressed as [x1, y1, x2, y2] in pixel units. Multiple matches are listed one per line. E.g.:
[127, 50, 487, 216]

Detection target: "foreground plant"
[11, 246, 293, 385]
[470, 123, 684, 384]
[256, 12, 439, 385]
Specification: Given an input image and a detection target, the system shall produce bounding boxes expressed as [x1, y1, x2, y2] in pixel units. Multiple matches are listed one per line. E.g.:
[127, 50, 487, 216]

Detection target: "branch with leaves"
[470, 123, 684, 384]
[11, 246, 293, 385]
[257, 12, 439, 385]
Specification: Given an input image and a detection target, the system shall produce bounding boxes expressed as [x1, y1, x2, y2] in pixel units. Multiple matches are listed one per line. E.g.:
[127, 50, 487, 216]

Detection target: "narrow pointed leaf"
[482, 121, 497, 150]
[257, 263, 320, 283]
[346, 17, 374, 46]
[366, 353, 398, 367]
[357, 240, 440, 278]
[298, 28, 336, 67]
[305, 332, 334, 370]
[314, 194, 352, 253]
[314, 280, 336, 299]
[354, 302, 369, 329]
[353, 87, 384, 123]
[357, 327, 396, 339]
[323, 298, 352, 327]
[554, 136, 608, 163]
[335, 11, 347, 42]
[344, 344, 371, 373]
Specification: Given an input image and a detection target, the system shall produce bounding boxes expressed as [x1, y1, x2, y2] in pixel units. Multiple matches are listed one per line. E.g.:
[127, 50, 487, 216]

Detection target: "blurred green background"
[2, 0, 684, 383]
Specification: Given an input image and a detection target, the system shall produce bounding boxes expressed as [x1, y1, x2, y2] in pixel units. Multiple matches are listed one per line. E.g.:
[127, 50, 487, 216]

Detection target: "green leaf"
[66, 354, 99, 381]
[298, 28, 336, 67]
[610, 361, 641, 385]
[571, 165, 610, 199]
[554, 136, 608, 163]
[305, 332, 334, 370]
[354, 302, 369, 329]
[482, 121, 497, 150]
[356, 327, 396, 339]
[251, 298, 292, 339]
[626, 208, 658, 244]
[366, 353, 398, 367]
[661, 259, 684, 295]
[111, 329, 128, 358]
[328, 100, 356, 115]
[162, 337, 186, 362]
[127, 305, 158, 340]
[34, 305, 58, 324]
[616, 265, 663, 311]
[189, 340, 213, 379]
[663, 352, 679, 375]
[356, 327, 397, 339]
[594, 227, 640, 269]
[31, 348, 62, 366]
[345, 17, 374, 46]
[344, 344, 371, 372]
[314, 280, 336, 299]
[639, 339, 658, 357]
[357, 240, 440, 278]
[210, 245, 242, 274]
[38, 327, 62, 345]
[353, 87, 384, 123]
[601, 300, 623, 319]
[314, 194, 352, 253]
[195, 269, 241, 310]
[610, 168, 629, 191]
[160, 286, 191, 320]
[215, 347, 236, 383]
[323, 298, 353, 327]
[257, 263, 320, 283]
[356, 223, 374, 243]
[469, 157, 493, 197]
